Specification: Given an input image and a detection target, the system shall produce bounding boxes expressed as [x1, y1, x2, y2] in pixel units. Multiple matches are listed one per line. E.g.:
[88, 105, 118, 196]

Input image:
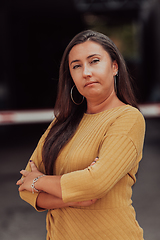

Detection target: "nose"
[82, 64, 92, 78]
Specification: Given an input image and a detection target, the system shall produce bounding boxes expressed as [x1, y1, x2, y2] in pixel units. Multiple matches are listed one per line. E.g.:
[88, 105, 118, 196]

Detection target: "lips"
[84, 81, 98, 87]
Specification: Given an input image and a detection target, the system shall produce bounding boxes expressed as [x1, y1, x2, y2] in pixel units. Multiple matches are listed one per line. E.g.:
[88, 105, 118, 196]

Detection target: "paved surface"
[0, 118, 160, 240]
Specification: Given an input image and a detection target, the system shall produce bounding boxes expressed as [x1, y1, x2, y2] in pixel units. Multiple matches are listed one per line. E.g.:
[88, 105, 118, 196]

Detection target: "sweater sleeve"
[61, 111, 145, 203]
[19, 120, 54, 211]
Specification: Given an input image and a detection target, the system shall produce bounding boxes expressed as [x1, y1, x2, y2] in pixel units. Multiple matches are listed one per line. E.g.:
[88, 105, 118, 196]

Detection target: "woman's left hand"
[16, 161, 44, 192]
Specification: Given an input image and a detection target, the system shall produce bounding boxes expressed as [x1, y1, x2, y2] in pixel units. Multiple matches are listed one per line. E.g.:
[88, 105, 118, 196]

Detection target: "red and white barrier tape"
[139, 103, 160, 118]
[0, 104, 160, 125]
[0, 109, 54, 125]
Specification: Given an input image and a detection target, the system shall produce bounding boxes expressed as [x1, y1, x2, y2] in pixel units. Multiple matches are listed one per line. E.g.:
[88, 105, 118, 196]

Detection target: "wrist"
[35, 175, 62, 199]
[31, 174, 46, 194]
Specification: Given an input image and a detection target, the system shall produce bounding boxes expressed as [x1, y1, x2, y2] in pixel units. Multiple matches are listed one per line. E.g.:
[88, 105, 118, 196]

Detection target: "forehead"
[69, 40, 110, 61]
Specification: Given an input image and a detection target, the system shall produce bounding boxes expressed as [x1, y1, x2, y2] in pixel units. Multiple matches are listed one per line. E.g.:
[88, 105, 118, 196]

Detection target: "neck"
[86, 90, 125, 114]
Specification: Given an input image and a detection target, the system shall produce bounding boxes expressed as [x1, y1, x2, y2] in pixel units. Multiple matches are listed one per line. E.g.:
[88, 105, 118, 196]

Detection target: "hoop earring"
[70, 85, 84, 105]
[114, 75, 117, 95]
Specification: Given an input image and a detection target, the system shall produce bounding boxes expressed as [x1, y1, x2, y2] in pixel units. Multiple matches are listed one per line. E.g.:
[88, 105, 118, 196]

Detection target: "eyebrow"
[70, 54, 101, 66]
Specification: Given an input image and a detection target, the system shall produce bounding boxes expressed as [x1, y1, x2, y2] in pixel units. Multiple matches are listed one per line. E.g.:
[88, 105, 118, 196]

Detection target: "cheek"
[97, 68, 111, 82]
[69, 69, 76, 82]
[70, 74, 77, 86]
[103, 66, 114, 80]
[70, 70, 82, 86]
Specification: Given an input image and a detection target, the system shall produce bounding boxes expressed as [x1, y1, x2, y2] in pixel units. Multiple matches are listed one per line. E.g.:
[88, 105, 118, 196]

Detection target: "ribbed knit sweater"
[20, 105, 145, 240]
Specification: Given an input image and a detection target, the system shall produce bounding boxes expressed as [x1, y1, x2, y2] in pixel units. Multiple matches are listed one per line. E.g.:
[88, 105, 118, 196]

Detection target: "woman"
[17, 30, 145, 239]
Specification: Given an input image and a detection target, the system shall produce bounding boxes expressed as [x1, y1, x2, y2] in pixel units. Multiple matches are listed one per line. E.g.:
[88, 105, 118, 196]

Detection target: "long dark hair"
[42, 30, 137, 175]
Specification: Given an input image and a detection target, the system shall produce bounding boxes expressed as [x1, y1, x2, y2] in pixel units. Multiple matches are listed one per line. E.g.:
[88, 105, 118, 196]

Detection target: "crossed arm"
[16, 160, 97, 210]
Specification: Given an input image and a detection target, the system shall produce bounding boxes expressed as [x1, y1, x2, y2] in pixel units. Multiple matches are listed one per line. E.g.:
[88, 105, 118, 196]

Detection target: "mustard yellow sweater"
[20, 105, 145, 240]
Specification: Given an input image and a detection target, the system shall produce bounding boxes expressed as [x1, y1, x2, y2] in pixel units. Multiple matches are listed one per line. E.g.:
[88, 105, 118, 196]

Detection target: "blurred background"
[0, 0, 160, 239]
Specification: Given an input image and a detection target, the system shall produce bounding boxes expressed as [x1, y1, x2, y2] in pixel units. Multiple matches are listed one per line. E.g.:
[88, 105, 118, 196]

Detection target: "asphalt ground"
[0, 118, 160, 240]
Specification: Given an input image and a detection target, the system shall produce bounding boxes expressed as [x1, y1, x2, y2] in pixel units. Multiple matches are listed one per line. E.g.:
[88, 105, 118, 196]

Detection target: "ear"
[112, 61, 118, 76]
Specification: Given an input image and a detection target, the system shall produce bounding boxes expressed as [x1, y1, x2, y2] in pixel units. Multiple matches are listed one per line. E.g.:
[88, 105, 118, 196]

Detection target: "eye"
[91, 59, 100, 64]
[72, 64, 81, 70]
